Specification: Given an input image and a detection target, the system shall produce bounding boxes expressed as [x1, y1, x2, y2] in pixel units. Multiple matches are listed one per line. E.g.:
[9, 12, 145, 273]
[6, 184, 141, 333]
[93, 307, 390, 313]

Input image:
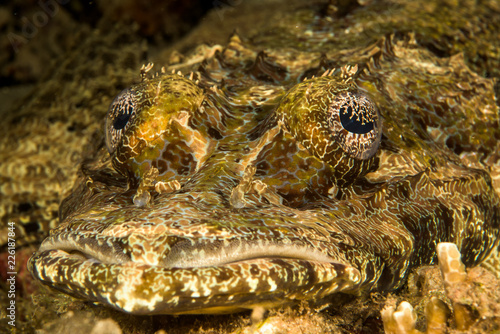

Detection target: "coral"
[382, 242, 500, 334]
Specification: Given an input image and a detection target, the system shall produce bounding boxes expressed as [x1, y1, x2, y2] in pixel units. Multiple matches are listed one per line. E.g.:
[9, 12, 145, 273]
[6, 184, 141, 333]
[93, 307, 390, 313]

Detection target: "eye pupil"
[105, 88, 137, 153]
[113, 112, 131, 130]
[339, 105, 374, 134]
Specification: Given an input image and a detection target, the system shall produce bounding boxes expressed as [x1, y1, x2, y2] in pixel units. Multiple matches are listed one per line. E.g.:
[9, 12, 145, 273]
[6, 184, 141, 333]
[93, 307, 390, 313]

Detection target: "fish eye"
[328, 91, 381, 160]
[276, 76, 382, 186]
[105, 88, 137, 154]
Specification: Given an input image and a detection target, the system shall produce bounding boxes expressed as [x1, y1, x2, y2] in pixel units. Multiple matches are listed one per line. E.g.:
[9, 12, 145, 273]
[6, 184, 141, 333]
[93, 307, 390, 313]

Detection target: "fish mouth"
[29, 231, 362, 314]
[35, 231, 338, 267]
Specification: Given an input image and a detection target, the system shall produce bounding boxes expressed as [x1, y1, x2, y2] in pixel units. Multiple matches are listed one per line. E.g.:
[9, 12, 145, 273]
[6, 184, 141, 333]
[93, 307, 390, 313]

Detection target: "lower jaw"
[28, 249, 361, 315]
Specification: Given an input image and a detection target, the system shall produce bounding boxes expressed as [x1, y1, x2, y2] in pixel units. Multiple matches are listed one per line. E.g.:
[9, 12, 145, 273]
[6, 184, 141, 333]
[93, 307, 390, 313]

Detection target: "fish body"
[29, 6, 500, 315]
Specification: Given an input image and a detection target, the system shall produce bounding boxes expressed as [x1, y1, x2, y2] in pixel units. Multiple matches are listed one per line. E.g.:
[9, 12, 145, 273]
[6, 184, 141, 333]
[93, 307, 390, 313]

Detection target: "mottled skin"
[28, 6, 500, 316]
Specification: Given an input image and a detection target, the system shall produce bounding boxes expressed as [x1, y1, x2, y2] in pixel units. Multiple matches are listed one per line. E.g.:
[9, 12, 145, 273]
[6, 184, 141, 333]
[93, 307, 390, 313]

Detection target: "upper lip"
[37, 231, 340, 268]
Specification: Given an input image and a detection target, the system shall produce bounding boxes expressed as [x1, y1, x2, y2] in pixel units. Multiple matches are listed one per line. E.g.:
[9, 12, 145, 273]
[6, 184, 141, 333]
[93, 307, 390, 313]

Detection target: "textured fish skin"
[28, 1, 500, 315]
